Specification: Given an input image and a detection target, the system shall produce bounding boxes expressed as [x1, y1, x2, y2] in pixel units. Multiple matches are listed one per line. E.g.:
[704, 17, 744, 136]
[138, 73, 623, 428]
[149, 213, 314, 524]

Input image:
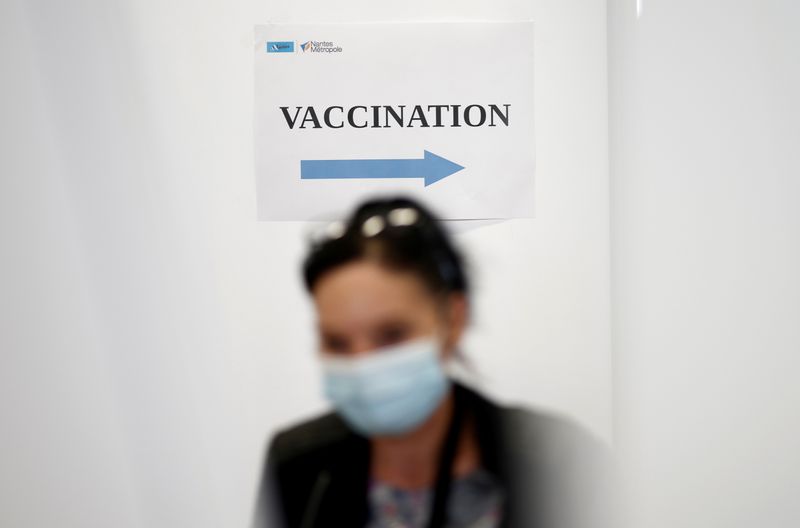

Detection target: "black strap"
[426, 386, 466, 528]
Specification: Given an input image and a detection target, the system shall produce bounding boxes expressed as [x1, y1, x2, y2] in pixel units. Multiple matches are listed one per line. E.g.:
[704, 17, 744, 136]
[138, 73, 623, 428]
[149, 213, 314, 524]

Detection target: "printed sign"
[254, 22, 535, 220]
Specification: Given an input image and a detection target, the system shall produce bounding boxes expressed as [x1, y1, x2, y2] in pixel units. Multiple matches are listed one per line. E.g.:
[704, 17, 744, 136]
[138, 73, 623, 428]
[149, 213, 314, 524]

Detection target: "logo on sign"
[266, 41, 294, 53]
[299, 40, 343, 53]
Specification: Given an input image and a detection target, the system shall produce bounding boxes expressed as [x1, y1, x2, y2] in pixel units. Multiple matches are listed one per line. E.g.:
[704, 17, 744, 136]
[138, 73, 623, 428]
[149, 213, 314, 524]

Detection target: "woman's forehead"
[312, 261, 434, 327]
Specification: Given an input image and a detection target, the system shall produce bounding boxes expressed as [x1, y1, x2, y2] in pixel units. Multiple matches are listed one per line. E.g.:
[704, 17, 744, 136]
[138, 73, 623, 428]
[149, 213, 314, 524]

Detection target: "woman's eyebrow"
[317, 325, 342, 339]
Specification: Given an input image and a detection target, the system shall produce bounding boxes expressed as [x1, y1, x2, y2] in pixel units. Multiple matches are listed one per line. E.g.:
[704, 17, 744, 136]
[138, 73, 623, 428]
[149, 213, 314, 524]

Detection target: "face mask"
[320, 335, 451, 437]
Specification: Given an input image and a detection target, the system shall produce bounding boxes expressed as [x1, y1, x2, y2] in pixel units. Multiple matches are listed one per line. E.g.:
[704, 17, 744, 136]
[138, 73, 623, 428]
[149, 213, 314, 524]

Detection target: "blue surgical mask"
[320, 336, 451, 436]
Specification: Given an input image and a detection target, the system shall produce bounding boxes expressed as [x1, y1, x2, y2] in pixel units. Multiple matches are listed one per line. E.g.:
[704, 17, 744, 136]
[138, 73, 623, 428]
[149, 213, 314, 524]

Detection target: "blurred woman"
[252, 196, 609, 528]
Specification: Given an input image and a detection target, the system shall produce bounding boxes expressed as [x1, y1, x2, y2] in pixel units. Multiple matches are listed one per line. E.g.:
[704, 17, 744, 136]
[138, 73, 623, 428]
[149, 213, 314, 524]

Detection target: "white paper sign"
[254, 22, 535, 220]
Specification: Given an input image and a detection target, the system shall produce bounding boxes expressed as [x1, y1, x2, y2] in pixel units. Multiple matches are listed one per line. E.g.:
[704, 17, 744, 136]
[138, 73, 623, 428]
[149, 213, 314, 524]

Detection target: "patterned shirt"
[367, 468, 504, 528]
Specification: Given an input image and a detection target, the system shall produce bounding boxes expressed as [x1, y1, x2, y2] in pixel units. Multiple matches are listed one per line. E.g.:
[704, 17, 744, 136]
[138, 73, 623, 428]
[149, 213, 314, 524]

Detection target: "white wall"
[0, 1, 610, 526]
[609, 1, 800, 526]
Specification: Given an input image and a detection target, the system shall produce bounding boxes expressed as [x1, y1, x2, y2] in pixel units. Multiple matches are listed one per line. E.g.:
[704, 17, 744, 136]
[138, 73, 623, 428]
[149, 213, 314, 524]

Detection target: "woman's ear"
[441, 292, 468, 357]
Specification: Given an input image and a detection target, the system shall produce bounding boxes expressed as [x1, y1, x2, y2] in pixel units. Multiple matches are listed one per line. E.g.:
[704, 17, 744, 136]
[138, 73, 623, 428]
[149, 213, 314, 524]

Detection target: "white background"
[609, 1, 800, 526]
[0, 1, 610, 527]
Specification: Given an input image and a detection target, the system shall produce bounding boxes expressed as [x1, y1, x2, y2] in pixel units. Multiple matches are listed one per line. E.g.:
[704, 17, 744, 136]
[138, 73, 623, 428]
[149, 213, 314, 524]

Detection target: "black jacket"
[252, 382, 612, 528]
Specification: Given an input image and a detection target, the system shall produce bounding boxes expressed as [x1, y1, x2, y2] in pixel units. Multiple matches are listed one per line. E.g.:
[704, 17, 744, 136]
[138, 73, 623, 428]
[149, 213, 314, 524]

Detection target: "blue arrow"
[301, 150, 465, 187]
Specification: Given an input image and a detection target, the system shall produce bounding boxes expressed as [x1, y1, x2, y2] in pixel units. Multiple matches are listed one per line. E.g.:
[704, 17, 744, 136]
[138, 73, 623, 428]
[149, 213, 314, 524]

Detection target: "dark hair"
[302, 196, 469, 297]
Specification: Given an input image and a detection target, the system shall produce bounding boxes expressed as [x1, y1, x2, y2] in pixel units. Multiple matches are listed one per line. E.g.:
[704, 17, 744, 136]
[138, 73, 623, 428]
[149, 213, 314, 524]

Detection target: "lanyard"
[426, 387, 466, 528]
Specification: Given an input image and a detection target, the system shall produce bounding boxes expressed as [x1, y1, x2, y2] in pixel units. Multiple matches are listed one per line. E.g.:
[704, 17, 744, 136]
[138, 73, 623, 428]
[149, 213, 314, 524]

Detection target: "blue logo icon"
[266, 41, 294, 53]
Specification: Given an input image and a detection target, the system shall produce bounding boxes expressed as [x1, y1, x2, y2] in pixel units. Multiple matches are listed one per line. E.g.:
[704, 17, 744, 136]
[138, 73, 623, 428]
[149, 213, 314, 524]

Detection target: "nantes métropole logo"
[299, 40, 343, 53]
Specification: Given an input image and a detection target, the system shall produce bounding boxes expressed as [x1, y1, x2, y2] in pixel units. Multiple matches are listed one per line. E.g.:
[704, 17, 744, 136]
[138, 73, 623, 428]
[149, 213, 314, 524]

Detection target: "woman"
[253, 197, 610, 528]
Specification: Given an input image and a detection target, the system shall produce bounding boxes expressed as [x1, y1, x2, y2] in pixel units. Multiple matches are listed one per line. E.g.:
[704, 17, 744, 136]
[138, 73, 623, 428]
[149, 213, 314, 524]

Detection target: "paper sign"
[254, 22, 535, 220]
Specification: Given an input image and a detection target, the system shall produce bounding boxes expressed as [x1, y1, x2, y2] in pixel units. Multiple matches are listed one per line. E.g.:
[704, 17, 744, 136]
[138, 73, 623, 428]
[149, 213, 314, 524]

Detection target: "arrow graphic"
[300, 150, 465, 187]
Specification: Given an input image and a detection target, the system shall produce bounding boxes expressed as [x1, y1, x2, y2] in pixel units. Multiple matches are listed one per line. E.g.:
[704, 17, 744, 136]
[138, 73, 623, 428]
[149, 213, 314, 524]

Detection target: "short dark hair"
[302, 196, 469, 297]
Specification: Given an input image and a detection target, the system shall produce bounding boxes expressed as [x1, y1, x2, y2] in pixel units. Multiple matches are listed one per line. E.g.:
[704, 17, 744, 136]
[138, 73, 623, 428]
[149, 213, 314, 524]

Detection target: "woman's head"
[302, 197, 470, 359]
